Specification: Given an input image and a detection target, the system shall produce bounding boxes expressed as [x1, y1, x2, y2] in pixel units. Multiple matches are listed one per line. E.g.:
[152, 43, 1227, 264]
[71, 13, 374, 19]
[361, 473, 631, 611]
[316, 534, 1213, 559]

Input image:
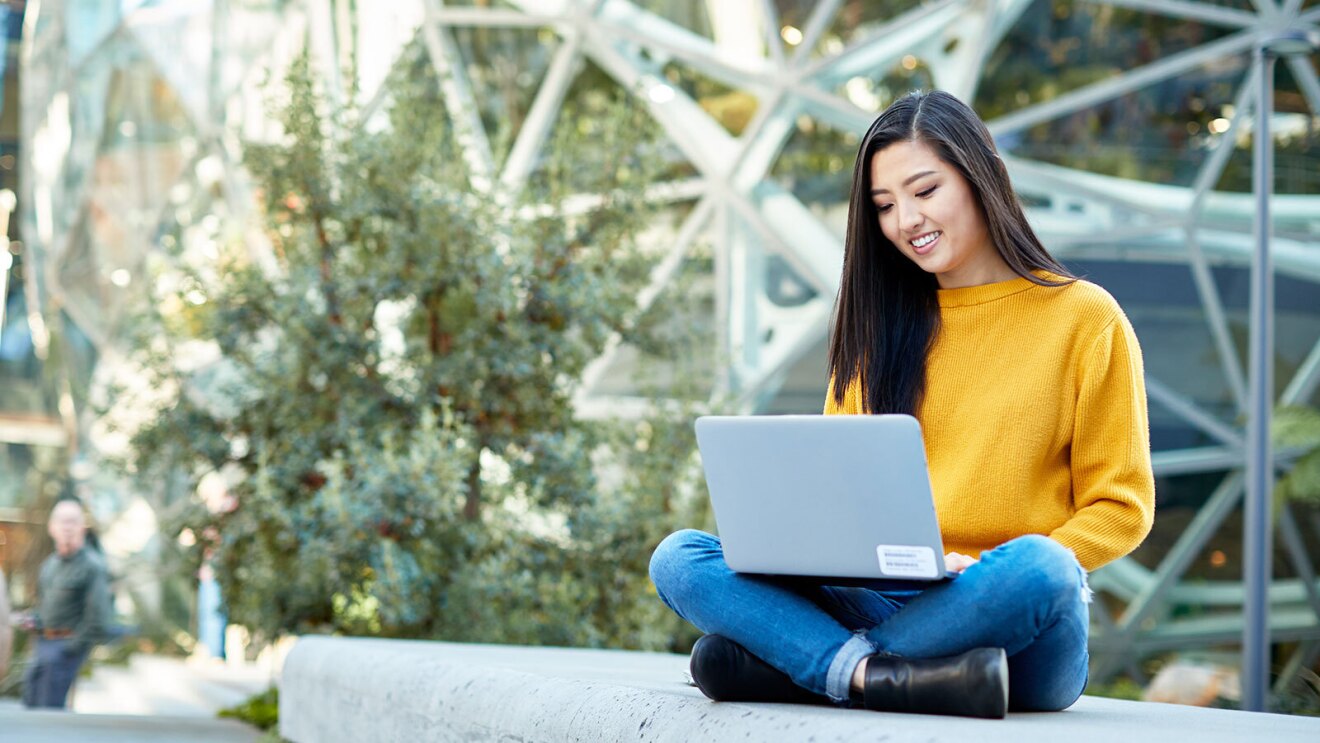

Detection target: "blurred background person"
[18, 498, 110, 709]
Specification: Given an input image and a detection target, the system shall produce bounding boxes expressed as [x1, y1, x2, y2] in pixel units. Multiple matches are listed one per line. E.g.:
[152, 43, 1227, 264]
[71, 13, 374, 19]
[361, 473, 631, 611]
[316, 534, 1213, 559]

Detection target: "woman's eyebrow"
[870, 170, 937, 195]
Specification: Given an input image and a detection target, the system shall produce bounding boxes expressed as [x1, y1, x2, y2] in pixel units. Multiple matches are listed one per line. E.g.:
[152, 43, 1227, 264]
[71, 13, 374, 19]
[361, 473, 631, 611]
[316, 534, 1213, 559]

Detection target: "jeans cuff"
[825, 632, 876, 702]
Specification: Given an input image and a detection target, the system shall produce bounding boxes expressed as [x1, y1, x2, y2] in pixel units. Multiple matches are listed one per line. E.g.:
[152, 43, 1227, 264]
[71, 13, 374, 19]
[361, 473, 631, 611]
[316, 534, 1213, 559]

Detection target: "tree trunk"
[464, 456, 481, 520]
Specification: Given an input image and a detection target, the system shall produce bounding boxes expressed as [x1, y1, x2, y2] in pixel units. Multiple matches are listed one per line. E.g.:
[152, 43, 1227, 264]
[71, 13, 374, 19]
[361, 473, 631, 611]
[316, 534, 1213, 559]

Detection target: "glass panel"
[768, 115, 858, 230]
[68, 0, 134, 67]
[532, 60, 694, 192]
[1128, 470, 1230, 571]
[351, 0, 423, 108]
[593, 242, 718, 402]
[977, 0, 1236, 121]
[999, 59, 1249, 187]
[661, 60, 758, 136]
[763, 336, 828, 414]
[210, 0, 289, 104]
[810, 0, 927, 60]
[1195, 0, 1258, 9]
[631, 0, 715, 42]
[125, 1, 214, 125]
[1213, 61, 1320, 196]
[448, 25, 561, 163]
[55, 58, 194, 347]
[0, 258, 54, 415]
[55, 221, 111, 339]
[773, 0, 819, 38]
[1215, 267, 1320, 403]
[829, 56, 934, 114]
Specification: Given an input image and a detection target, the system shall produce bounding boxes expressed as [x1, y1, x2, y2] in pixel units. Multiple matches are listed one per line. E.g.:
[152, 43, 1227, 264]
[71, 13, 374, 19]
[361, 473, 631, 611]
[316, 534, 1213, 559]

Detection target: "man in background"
[20, 498, 110, 709]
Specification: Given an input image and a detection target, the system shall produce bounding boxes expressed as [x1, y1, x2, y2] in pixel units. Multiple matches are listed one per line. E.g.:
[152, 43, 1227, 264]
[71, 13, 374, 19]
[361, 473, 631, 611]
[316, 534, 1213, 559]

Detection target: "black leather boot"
[689, 634, 831, 705]
[860, 647, 1008, 718]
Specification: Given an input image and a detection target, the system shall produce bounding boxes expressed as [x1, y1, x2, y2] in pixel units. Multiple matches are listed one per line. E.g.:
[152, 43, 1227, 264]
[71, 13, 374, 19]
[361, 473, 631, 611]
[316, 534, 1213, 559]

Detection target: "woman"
[648, 90, 1154, 718]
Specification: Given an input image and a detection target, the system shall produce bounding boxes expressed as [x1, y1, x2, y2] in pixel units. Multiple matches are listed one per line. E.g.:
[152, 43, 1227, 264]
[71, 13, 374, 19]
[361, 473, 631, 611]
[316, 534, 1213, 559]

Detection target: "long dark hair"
[828, 90, 1074, 415]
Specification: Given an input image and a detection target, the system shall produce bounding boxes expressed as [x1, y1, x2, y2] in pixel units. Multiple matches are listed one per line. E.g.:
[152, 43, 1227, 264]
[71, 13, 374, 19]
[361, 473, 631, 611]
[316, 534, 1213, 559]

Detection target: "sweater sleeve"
[823, 376, 864, 415]
[1049, 313, 1156, 571]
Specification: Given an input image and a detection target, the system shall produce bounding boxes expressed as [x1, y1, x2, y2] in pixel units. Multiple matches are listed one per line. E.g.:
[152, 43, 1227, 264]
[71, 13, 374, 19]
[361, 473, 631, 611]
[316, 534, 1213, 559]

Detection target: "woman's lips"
[910, 231, 941, 256]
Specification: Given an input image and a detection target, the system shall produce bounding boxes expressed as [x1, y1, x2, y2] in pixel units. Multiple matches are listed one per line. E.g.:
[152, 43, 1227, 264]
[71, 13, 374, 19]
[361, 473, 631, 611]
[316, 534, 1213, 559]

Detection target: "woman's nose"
[897, 200, 923, 232]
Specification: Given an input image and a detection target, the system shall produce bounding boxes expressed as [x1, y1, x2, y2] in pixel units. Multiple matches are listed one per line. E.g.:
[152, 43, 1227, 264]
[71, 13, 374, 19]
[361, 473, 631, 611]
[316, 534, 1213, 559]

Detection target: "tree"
[106, 51, 711, 649]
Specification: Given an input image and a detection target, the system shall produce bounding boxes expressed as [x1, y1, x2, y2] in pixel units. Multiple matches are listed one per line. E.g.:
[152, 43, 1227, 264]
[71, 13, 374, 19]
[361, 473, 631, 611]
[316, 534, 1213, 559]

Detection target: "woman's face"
[869, 139, 1010, 289]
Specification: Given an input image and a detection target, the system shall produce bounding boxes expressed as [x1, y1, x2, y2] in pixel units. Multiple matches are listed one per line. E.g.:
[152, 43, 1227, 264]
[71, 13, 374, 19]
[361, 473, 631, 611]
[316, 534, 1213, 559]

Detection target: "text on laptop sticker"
[876, 545, 939, 578]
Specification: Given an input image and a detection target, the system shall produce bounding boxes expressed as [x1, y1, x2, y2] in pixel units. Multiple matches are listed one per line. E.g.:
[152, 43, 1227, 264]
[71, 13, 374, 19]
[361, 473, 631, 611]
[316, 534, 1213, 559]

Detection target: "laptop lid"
[694, 414, 947, 582]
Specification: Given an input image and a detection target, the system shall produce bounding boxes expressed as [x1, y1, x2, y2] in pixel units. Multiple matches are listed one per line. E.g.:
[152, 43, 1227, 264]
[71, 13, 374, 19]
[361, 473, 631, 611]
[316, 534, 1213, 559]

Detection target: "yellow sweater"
[825, 274, 1155, 571]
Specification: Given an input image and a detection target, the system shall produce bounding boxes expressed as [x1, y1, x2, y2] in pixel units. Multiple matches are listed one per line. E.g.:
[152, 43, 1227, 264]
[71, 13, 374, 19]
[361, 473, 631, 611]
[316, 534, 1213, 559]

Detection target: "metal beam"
[595, 0, 776, 89]
[1189, 68, 1257, 217]
[1284, 53, 1320, 119]
[427, 7, 565, 28]
[1185, 228, 1249, 413]
[800, 0, 963, 82]
[757, 0, 784, 68]
[1281, 336, 1320, 405]
[987, 29, 1257, 136]
[790, 0, 841, 65]
[1078, 0, 1258, 28]
[580, 22, 739, 177]
[1277, 507, 1320, 621]
[1150, 445, 1242, 476]
[1146, 376, 1244, 449]
[499, 31, 584, 194]
[1090, 472, 1244, 679]
[421, 0, 496, 193]
[575, 195, 715, 403]
[1113, 472, 1241, 616]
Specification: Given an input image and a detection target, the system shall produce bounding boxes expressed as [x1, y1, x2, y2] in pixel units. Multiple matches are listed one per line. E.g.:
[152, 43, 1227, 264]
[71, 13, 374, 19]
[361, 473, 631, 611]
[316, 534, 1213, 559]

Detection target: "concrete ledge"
[280, 637, 1320, 742]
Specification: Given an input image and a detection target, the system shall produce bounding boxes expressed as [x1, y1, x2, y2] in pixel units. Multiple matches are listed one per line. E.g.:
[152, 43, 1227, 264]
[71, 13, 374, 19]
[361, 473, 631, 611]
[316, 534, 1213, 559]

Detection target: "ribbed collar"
[937, 269, 1064, 308]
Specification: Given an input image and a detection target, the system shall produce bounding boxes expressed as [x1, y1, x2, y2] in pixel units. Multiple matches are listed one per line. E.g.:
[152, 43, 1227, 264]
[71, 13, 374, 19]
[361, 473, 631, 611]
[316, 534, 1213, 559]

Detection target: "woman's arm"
[1049, 313, 1156, 571]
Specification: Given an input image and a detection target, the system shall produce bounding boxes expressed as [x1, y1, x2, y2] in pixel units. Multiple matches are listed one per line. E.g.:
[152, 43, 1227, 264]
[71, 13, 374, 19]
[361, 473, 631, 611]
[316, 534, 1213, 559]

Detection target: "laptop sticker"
[876, 545, 939, 578]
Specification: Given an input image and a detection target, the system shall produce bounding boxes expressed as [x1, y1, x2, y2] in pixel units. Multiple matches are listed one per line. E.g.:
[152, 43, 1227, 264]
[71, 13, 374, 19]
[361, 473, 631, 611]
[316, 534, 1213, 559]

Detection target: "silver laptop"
[694, 414, 949, 584]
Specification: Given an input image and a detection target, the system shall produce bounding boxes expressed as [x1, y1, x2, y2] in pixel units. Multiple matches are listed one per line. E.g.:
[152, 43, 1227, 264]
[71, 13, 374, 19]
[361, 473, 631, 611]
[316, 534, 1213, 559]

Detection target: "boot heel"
[861, 646, 1008, 718]
[689, 634, 830, 705]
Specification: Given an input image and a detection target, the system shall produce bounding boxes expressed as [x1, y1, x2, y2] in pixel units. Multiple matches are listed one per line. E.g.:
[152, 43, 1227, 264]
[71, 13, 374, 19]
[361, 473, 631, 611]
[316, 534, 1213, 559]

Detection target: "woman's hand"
[944, 552, 978, 574]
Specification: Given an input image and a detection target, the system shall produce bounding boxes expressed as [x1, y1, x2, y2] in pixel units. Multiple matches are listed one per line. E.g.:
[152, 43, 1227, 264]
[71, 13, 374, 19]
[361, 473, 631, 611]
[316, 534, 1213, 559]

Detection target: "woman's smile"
[909, 230, 941, 254]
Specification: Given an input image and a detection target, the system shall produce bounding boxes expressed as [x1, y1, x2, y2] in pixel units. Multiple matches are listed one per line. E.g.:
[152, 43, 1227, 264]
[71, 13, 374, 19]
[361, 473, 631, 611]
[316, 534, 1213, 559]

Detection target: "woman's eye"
[876, 204, 893, 213]
[917, 186, 937, 198]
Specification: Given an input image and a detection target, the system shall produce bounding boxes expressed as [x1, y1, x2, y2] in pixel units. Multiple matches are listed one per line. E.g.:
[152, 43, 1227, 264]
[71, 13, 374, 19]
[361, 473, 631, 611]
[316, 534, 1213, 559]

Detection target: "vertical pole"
[1242, 46, 1276, 714]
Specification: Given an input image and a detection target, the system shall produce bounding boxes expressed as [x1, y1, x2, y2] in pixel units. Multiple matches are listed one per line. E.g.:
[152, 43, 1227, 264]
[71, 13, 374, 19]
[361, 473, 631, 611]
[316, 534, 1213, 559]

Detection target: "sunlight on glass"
[647, 81, 675, 104]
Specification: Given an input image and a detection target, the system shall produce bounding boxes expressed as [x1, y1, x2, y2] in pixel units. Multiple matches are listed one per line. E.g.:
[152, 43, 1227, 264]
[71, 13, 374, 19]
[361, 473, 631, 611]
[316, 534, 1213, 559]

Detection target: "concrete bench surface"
[281, 636, 1320, 742]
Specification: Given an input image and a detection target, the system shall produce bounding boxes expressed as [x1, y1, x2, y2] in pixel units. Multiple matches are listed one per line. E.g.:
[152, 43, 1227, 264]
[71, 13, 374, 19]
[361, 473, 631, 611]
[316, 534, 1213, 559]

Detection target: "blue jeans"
[649, 530, 1089, 710]
[22, 638, 89, 709]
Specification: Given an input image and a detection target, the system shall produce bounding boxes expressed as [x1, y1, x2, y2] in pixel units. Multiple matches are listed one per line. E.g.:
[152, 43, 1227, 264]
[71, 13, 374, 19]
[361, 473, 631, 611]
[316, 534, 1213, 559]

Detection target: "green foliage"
[1274, 405, 1320, 506]
[219, 686, 280, 731]
[107, 52, 708, 651]
[1085, 675, 1144, 701]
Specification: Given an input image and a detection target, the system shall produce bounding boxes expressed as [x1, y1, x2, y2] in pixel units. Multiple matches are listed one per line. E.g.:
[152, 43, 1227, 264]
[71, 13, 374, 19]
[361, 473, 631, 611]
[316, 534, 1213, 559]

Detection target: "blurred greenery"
[219, 686, 279, 731]
[102, 51, 710, 652]
[1275, 405, 1320, 507]
[1085, 675, 1144, 701]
